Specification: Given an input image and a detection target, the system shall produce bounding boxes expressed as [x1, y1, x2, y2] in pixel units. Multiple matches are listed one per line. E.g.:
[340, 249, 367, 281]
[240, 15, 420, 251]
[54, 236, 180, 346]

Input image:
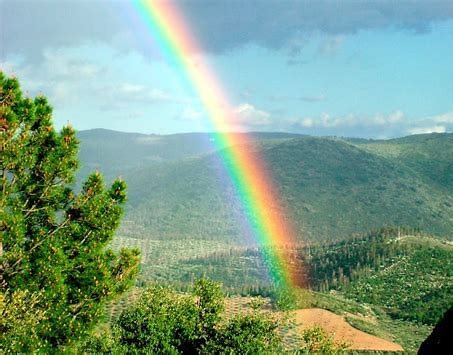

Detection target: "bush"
[114, 286, 199, 353]
[81, 279, 283, 354]
[202, 312, 281, 354]
[298, 326, 349, 354]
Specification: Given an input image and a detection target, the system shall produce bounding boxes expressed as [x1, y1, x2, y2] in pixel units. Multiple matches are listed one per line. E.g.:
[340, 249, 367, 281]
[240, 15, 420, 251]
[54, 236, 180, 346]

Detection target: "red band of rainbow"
[132, 0, 305, 289]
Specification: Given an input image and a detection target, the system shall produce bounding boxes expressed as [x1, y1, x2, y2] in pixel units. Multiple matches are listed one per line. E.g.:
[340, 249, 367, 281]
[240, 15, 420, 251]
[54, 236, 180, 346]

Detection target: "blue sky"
[1, 0, 453, 138]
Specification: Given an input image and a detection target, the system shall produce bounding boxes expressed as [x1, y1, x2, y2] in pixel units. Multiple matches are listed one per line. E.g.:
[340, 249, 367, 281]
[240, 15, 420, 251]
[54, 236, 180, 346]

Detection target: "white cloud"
[0, 60, 21, 75]
[300, 118, 314, 128]
[431, 112, 453, 124]
[51, 82, 77, 107]
[148, 102, 453, 138]
[177, 103, 273, 130]
[233, 103, 272, 126]
[1, 45, 190, 131]
[408, 125, 446, 135]
[97, 83, 176, 113]
[388, 110, 405, 122]
[294, 110, 406, 129]
[270, 93, 326, 103]
[405, 112, 453, 135]
[118, 83, 173, 103]
[1, 48, 104, 108]
[290, 110, 452, 138]
[286, 31, 308, 57]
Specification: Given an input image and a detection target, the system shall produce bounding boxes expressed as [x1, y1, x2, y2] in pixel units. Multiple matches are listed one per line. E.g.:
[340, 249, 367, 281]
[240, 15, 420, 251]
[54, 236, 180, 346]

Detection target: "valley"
[78, 130, 452, 353]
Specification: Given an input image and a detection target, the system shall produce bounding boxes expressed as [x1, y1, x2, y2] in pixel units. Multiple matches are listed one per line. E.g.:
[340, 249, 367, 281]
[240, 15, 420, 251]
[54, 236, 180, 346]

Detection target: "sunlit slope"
[338, 236, 453, 325]
[115, 134, 453, 242]
[348, 133, 453, 191]
[265, 137, 452, 240]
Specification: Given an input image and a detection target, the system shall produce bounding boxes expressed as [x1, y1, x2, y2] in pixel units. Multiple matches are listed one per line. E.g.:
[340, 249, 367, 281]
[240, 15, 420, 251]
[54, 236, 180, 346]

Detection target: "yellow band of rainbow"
[132, 0, 305, 289]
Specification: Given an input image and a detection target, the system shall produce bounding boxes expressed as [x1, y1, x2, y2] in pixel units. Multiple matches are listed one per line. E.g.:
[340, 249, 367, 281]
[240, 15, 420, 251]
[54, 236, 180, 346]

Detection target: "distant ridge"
[77, 131, 453, 242]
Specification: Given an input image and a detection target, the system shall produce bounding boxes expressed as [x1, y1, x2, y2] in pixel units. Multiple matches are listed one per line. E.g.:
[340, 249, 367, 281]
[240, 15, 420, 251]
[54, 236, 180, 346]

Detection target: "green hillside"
[348, 133, 453, 191]
[77, 129, 218, 179]
[264, 136, 452, 240]
[77, 129, 301, 180]
[306, 229, 453, 325]
[134, 228, 452, 323]
[103, 133, 453, 243]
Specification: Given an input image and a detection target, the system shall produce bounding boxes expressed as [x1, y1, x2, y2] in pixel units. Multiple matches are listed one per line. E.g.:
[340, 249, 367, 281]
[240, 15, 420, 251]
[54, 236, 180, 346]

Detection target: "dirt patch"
[292, 308, 403, 352]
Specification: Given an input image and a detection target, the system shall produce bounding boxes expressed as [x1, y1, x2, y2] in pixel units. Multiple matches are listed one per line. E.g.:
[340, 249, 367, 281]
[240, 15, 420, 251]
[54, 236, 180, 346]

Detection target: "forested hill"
[307, 229, 453, 325]
[77, 130, 453, 242]
[77, 129, 302, 179]
[346, 133, 453, 192]
[164, 227, 453, 326]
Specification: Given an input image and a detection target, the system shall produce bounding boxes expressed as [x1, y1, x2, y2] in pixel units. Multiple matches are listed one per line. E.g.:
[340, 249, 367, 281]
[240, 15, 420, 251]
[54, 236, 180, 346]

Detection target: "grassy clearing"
[345, 315, 432, 354]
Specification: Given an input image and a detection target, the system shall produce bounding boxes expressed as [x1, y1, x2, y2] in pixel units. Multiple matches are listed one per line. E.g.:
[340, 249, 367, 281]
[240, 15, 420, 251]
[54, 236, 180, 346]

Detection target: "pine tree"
[0, 71, 140, 350]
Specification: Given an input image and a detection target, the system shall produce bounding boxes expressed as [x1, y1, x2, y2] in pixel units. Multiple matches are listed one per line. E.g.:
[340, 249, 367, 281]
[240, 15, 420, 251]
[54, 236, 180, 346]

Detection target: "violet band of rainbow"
[132, 0, 305, 289]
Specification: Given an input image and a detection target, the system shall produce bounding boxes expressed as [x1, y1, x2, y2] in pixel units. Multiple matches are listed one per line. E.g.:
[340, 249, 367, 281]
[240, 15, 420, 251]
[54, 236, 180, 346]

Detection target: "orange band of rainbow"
[132, 0, 305, 289]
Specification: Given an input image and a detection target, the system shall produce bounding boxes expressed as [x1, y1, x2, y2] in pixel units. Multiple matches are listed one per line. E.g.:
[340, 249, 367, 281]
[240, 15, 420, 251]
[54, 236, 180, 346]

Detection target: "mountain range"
[77, 129, 452, 243]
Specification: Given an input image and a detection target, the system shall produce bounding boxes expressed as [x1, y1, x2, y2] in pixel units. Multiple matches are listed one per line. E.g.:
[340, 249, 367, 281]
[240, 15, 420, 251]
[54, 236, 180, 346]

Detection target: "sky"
[1, 0, 453, 138]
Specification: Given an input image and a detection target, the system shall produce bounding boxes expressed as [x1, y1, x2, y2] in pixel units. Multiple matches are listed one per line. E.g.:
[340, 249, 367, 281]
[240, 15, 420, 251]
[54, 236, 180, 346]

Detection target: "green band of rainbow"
[132, 0, 304, 289]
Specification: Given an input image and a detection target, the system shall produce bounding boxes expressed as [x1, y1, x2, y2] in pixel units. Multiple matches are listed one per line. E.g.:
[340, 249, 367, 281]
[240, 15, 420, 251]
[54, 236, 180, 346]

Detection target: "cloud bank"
[290, 110, 453, 138]
[2, 0, 453, 62]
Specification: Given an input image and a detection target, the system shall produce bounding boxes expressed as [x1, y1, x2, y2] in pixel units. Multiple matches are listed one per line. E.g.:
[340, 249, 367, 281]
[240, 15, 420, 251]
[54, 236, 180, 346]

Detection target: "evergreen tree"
[0, 71, 140, 350]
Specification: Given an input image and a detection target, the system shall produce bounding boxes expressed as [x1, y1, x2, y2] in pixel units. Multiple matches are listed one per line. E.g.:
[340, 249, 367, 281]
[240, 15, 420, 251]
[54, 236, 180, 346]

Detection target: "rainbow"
[131, 0, 305, 289]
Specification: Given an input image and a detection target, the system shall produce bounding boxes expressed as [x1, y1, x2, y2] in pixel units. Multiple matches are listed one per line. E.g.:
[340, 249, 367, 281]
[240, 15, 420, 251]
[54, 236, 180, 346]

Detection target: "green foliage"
[345, 314, 432, 354]
[0, 71, 140, 351]
[352, 133, 453, 191]
[114, 286, 199, 353]
[82, 279, 282, 354]
[202, 312, 281, 354]
[307, 227, 415, 291]
[78, 130, 452, 307]
[0, 290, 46, 352]
[304, 229, 453, 325]
[77, 129, 301, 181]
[296, 289, 374, 319]
[342, 245, 453, 325]
[273, 287, 298, 311]
[194, 278, 224, 341]
[249, 296, 267, 310]
[79, 330, 122, 354]
[298, 326, 349, 354]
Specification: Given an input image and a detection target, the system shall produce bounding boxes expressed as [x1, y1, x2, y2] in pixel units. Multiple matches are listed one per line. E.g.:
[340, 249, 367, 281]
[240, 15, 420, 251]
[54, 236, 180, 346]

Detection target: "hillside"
[337, 237, 453, 325]
[109, 230, 447, 353]
[347, 133, 453, 191]
[306, 230, 453, 325]
[77, 129, 301, 180]
[77, 129, 217, 179]
[92, 133, 453, 243]
[264, 136, 452, 240]
[126, 229, 451, 326]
